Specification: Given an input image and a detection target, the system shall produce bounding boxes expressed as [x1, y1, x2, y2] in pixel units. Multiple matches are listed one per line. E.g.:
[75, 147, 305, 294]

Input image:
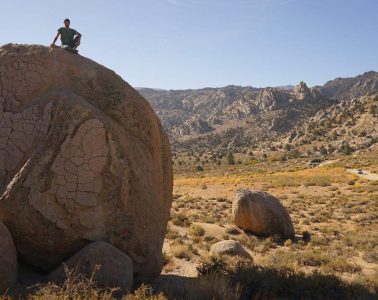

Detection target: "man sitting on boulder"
[51, 18, 81, 52]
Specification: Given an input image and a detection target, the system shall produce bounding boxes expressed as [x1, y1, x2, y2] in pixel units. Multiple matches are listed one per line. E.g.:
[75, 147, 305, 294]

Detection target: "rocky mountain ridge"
[138, 71, 378, 155]
[286, 94, 378, 155]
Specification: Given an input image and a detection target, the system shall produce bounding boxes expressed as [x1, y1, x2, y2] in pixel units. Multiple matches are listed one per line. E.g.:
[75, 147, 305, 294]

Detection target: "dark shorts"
[62, 36, 81, 48]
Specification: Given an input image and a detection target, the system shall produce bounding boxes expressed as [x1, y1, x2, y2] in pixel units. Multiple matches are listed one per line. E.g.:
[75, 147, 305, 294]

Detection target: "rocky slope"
[286, 94, 378, 155]
[316, 71, 378, 99]
[139, 71, 378, 155]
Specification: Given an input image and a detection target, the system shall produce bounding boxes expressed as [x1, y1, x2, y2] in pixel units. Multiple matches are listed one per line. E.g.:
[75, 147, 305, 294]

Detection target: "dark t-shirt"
[58, 27, 78, 46]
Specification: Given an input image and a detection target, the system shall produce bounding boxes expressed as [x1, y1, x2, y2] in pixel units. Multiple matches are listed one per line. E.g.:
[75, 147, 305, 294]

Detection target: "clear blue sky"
[1, 0, 377, 89]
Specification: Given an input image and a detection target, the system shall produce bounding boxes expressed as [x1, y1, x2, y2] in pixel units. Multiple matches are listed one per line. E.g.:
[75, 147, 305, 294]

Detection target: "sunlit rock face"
[0, 44, 173, 283]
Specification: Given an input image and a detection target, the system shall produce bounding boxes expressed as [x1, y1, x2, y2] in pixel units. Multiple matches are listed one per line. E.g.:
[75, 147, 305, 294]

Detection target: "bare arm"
[51, 32, 60, 47]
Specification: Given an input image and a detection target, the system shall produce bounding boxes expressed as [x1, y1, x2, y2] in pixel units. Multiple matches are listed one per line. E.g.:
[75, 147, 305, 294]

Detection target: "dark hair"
[64, 18, 70, 23]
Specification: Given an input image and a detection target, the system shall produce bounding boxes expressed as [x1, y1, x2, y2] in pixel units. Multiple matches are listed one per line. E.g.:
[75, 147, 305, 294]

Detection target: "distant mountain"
[135, 87, 167, 91]
[138, 72, 378, 155]
[315, 71, 378, 99]
[275, 85, 294, 91]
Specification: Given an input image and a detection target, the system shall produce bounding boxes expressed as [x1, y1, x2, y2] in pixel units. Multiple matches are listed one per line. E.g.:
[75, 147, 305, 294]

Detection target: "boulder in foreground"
[0, 222, 17, 292]
[0, 44, 173, 284]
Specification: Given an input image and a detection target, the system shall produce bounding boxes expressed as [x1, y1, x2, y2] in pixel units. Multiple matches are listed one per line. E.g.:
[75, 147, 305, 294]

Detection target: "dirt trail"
[318, 159, 378, 181]
[346, 169, 378, 181]
[319, 159, 339, 167]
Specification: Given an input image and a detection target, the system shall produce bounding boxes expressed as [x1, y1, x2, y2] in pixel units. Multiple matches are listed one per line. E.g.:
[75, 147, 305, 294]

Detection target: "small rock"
[48, 241, 133, 292]
[210, 240, 252, 259]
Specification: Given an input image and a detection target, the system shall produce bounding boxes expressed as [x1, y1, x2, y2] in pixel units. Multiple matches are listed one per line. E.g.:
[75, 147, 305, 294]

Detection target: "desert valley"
[0, 45, 377, 299]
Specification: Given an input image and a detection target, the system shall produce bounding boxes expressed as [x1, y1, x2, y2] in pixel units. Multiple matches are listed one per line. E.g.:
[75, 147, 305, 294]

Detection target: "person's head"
[64, 18, 70, 28]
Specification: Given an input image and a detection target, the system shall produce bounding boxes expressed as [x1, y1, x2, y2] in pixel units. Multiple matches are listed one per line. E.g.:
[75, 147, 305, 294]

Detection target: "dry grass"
[170, 243, 193, 260]
[197, 255, 376, 299]
[174, 166, 356, 188]
[23, 267, 167, 300]
[29, 266, 116, 300]
[168, 151, 378, 297]
[261, 167, 352, 187]
[170, 213, 191, 227]
[124, 286, 167, 300]
[188, 224, 205, 237]
[154, 272, 241, 300]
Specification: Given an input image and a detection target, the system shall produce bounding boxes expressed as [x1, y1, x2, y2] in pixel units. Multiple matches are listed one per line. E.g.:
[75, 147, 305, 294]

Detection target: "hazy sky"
[1, 0, 377, 89]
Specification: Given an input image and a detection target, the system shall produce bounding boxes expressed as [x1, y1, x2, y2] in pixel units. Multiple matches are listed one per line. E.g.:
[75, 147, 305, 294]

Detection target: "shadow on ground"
[7, 260, 377, 300]
[152, 263, 377, 300]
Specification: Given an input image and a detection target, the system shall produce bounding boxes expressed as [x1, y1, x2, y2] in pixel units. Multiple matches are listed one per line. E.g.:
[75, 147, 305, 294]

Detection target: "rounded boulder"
[48, 241, 133, 292]
[0, 44, 173, 284]
[0, 222, 17, 292]
[231, 189, 295, 240]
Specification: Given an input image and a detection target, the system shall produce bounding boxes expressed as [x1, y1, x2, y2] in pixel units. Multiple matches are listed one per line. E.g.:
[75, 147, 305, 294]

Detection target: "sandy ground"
[318, 159, 340, 167]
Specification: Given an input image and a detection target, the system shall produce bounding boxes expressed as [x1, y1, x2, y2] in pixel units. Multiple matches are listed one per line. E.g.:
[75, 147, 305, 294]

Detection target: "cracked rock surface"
[0, 44, 173, 284]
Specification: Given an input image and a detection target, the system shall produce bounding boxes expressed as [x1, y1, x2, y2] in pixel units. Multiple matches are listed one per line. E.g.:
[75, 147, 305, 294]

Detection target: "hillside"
[316, 71, 378, 99]
[287, 94, 378, 155]
[139, 72, 378, 157]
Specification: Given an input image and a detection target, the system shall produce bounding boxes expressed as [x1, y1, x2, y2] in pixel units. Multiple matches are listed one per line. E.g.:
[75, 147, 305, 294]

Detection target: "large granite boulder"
[0, 222, 17, 292]
[232, 189, 295, 240]
[0, 44, 172, 283]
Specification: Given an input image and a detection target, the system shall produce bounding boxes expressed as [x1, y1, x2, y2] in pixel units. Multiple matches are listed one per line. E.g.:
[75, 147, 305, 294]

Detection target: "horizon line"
[134, 70, 376, 91]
